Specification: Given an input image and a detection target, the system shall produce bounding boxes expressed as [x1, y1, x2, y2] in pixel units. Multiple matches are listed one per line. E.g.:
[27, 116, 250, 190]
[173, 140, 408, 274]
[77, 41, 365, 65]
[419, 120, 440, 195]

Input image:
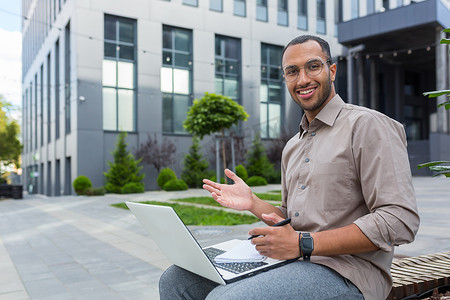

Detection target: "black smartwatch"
[300, 232, 314, 261]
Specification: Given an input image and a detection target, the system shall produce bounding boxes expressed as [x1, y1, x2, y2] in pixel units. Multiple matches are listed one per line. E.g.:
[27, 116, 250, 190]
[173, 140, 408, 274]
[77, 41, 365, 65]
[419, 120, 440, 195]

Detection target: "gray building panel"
[338, 0, 445, 45]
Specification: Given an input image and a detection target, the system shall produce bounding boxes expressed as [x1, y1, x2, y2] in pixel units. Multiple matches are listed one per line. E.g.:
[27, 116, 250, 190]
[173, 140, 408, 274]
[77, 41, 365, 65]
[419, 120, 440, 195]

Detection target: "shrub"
[121, 182, 145, 194]
[246, 176, 268, 186]
[157, 168, 177, 189]
[235, 164, 248, 182]
[84, 187, 106, 196]
[73, 175, 92, 195]
[104, 132, 145, 193]
[181, 137, 209, 188]
[245, 135, 276, 183]
[163, 179, 188, 191]
[210, 175, 225, 184]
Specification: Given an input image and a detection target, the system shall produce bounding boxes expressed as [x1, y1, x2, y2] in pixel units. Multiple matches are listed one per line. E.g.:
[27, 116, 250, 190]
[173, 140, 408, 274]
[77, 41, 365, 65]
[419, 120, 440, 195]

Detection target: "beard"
[298, 75, 333, 113]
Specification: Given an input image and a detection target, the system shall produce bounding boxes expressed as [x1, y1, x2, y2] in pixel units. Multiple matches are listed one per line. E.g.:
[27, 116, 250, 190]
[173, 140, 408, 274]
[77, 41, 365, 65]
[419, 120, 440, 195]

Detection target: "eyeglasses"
[283, 59, 331, 82]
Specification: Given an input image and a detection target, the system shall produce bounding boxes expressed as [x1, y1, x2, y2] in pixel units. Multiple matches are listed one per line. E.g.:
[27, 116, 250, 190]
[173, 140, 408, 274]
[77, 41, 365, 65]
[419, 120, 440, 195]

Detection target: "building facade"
[337, 0, 450, 175]
[21, 0, 450, 195]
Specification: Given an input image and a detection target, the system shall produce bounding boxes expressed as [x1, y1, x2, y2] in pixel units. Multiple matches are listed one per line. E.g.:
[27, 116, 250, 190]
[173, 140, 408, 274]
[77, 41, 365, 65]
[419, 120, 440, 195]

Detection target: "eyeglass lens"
[283, 59, 324, 82]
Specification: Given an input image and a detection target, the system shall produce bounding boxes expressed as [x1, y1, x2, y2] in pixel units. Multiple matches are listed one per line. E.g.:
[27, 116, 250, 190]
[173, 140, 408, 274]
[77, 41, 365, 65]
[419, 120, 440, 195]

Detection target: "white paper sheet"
[214, 240, 266, 263]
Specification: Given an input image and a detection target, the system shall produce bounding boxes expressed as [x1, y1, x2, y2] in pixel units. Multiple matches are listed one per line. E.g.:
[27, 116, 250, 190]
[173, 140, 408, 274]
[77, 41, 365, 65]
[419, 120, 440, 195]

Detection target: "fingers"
[224, 169, 242, 184]
[203, 178, 221, 188]
[261, 213, 285, 225]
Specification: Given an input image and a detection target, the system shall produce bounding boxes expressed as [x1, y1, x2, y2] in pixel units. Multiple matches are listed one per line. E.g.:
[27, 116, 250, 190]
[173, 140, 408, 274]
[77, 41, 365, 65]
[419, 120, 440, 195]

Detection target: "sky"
[0, 1, 22, 111]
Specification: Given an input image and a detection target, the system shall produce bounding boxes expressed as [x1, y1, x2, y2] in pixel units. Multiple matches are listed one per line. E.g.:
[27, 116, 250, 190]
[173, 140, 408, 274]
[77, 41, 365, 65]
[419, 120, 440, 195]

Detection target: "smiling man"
[159, 35, 420, 300]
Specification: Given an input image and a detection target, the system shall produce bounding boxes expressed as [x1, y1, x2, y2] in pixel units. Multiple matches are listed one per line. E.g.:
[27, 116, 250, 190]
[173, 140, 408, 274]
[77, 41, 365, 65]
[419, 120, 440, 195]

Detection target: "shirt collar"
[299, 94, 345, 136]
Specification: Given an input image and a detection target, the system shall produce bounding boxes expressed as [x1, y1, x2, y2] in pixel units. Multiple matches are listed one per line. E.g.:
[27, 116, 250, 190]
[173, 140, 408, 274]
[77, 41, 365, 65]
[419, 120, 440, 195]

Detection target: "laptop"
[126, 202, 296, 285]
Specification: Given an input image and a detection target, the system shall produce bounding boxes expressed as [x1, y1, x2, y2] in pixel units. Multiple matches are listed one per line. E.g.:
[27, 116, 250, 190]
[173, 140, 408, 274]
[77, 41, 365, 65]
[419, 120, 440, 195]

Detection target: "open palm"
[202, 169, 253, 211]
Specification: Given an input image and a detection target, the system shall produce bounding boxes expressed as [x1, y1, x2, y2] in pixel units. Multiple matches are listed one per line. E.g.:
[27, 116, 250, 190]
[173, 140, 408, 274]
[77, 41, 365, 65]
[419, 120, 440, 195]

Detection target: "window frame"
[234, 0, 246, 17]
[298, 0, 308, 30]
[161, 25, 194, 134]
[260, 43, 284, 139]
[277, 0, 289, 26]
[256, 0, 268, 22]
[102, 14, 137, 132]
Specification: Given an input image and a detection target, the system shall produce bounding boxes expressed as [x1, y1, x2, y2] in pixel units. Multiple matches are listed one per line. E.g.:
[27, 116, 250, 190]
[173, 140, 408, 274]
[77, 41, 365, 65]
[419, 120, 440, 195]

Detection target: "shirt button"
[305, 158, 310, 163]
[295, 212, 299, 217]
[301, 185, 306, 190]
[311, 132, 316, 136]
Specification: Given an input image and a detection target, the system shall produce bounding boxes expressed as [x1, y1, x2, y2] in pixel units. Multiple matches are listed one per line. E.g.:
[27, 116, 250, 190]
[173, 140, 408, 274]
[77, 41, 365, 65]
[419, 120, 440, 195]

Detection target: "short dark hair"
[282, 35, 333, 64]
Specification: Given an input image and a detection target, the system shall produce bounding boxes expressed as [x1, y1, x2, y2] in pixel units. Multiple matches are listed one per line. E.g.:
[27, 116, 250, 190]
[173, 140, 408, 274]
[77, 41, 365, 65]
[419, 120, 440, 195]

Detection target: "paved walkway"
[0, 177, 449, 300]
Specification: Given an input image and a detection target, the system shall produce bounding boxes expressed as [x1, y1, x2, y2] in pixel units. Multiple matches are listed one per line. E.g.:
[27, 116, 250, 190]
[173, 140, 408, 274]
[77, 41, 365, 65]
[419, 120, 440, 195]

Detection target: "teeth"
[299, 88, 315, 95]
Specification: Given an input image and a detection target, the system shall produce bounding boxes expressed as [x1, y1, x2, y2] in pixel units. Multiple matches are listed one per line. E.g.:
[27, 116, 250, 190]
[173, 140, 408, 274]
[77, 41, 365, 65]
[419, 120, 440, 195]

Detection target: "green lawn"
[254, 192, 281, 201]
[113, 191, 282, 225]
[112, 200, 259, 225]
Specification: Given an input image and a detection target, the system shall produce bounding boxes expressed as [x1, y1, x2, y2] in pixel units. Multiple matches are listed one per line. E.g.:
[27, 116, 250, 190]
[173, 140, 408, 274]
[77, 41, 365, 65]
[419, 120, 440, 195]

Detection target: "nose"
[295, 67, 311, 86]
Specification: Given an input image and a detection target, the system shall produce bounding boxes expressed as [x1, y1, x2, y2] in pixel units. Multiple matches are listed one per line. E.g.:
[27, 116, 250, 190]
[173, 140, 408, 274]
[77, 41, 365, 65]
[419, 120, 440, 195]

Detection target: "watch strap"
[300, 232, 314, 261]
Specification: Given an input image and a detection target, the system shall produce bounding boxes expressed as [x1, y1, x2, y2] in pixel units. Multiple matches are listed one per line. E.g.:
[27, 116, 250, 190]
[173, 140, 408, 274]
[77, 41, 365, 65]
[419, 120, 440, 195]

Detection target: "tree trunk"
[221, 128, 227, 184]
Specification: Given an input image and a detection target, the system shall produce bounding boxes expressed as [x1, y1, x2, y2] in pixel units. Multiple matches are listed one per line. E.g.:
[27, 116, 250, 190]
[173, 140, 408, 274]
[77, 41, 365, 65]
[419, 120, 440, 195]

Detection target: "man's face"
[282, 40, 336, 121]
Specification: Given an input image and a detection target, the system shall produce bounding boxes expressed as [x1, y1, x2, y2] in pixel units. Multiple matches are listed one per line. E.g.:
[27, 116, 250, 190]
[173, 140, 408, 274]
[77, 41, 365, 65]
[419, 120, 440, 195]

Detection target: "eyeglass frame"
[282, 59, 332, 82]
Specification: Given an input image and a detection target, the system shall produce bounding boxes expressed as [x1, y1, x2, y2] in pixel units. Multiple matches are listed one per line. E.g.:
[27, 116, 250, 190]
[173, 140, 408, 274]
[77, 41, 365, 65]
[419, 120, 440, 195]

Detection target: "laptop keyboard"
[203, 247, 268, 274]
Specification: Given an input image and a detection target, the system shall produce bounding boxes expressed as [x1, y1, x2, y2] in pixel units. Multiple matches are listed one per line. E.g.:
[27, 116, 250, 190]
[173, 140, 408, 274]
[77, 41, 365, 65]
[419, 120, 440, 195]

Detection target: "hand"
[249, 213, 300, 260]
[202, 169, 253, 211]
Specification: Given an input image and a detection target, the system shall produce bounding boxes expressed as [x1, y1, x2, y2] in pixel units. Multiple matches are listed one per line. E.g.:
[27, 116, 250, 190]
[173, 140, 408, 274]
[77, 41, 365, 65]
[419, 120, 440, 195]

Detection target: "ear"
[329, 63, 337, 82]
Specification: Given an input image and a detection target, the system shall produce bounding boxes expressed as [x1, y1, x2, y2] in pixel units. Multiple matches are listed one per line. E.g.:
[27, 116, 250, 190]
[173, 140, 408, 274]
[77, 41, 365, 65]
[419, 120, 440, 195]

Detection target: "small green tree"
[181, 136, 209, 188]
[0, 96, 22, 176]
[418, 28, 450, 177]
[104, 132, 145, 193]
[184, 92, 249, 182]
[246, 135, 275, 182]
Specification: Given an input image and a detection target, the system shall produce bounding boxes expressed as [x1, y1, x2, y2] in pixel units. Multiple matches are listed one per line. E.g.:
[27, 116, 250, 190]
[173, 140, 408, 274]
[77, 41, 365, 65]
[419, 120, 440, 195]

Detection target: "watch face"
[301, 234, 314, 253]
[302, 239, 313, 251]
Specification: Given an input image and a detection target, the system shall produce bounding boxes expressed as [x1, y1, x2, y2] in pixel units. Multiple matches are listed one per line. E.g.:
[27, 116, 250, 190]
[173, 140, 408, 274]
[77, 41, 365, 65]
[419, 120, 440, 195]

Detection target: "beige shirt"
[279, 94, 420, 300]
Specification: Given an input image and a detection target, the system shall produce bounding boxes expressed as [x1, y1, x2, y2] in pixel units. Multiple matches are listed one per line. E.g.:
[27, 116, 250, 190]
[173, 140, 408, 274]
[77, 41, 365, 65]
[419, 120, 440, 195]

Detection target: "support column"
[369, 58, 379, 110]
[394, 65, 403, 123]
[436, 27, 449, 133]
[346, 44, 365, 104]
[357, 55, 366, 107]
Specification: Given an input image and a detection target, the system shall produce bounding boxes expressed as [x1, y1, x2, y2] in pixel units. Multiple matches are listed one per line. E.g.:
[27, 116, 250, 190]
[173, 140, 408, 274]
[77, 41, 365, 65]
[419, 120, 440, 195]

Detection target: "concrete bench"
[386, 251, 450, 299]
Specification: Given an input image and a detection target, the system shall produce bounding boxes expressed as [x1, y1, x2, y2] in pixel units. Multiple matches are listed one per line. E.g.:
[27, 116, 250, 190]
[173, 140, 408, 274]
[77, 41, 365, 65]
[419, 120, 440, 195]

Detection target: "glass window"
[102, 15, 136, 131]
[210, 0, 222, 12]
[160, 67, 173, 93]
[298, 0, 308, 30]
[256, 0, 268, 22]
[234, 0, 246, 17]
[351, 0, 359, 19]
[260, 43, 283, 139]
[118, 89, 134, 131]
[367, 0, 375, 14]
[118, 61, 134, 89]
[162, 26, 193, 133]
[119, 21, 134, 43]
[183, 0, 198, 6]
[215, 35, 241, 102]
[102, 87, 117, 130]
[278, 0, 288, 26]
[335, 0, 343, 36]
[102, 60, 116, 86]
[316, 0, 326, 34]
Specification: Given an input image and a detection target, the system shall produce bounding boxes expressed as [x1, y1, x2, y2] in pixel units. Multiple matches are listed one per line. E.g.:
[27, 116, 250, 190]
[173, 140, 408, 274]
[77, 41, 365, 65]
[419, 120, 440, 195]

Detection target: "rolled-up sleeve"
[352, 112, 420, 252]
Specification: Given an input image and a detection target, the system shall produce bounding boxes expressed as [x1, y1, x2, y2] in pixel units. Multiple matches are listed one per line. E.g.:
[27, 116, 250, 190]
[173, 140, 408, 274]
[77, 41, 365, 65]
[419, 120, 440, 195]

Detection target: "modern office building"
[21, 0, 450, 195]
